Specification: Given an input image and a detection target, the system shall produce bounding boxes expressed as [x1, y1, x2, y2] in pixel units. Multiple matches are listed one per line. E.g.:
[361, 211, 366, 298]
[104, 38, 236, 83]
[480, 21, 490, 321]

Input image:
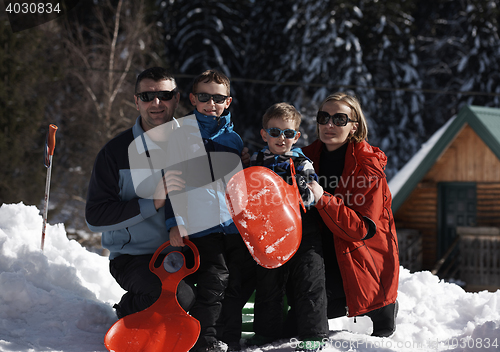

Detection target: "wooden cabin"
[389, 105, 500, 291]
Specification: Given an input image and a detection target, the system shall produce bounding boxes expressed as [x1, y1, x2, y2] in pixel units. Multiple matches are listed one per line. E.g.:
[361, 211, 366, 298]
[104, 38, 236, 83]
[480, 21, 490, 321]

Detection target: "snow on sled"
[225, 161, 305, 269]
[104, 240, 200, 352]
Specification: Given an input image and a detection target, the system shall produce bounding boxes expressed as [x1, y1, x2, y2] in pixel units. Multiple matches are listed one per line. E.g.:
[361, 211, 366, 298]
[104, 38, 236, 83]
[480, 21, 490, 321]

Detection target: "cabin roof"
[389, 105, 500, 212]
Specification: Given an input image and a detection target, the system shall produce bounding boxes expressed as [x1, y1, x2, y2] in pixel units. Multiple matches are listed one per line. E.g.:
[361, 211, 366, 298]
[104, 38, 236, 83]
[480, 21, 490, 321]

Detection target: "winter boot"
[367, 300, 399, 337]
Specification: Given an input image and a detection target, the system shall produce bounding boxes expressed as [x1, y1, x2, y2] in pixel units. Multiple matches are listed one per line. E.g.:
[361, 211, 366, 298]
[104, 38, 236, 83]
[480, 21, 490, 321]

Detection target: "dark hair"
[192, 69, 231, 96]
[135, 67, 176, 94]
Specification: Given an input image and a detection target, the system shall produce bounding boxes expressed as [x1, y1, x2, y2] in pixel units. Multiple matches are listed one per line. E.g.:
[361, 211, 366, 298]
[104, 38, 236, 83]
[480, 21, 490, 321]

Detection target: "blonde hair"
[262, 103, 302, 130]
[317, 92, 368, 143]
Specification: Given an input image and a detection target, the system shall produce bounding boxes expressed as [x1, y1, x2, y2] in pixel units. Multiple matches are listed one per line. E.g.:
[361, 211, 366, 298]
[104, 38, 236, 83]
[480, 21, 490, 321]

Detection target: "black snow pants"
[217, 234, 258, 345]
[283, 209, 329, 339]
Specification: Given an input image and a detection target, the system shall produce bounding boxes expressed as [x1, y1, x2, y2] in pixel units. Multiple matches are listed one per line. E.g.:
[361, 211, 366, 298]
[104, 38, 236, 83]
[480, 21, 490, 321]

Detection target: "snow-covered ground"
[0, 202, 499, 352]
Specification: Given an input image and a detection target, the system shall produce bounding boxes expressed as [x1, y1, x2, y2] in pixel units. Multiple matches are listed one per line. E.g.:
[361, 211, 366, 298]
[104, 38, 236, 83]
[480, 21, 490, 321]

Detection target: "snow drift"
[0, 202, 499, 352]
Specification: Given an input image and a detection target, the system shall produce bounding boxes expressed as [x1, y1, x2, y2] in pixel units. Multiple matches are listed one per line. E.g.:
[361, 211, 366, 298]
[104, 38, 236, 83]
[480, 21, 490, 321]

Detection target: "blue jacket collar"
[192, 109, 233, 139]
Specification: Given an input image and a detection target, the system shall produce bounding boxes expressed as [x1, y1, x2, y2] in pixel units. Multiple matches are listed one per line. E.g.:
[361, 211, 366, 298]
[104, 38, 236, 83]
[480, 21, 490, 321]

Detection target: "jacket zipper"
[121, 228, 132, 249]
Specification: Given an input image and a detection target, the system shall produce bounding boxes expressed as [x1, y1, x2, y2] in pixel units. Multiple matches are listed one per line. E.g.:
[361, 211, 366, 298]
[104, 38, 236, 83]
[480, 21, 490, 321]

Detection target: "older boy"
[164, 70, 244, 352]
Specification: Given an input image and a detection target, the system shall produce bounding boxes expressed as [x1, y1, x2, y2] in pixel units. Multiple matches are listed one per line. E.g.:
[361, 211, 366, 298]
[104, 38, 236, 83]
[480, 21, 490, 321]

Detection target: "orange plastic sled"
[104, 240, 200, 352]
[225, 160, 306, 269]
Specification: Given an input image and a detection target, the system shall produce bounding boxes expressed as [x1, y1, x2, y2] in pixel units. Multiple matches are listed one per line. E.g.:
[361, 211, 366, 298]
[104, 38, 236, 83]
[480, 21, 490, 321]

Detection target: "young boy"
[249, 103, 329, 351]
[220, 103, 329, 351]
[251, 102, 316, 206]
[164, 69, 244, 352]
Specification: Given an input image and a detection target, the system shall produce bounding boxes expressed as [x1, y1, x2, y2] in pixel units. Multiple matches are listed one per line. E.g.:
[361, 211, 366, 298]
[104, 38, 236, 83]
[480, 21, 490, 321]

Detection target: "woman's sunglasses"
[265, 127, 298, 139]
[317, 111, 356, 126]
[136, 89, 178, 102]
[195, 93, 228, 104]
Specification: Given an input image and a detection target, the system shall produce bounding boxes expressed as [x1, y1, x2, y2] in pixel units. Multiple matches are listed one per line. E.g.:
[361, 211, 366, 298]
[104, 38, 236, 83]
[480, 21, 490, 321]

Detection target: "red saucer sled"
[104, 240, 200, 352]
[225, 161, 306, 269]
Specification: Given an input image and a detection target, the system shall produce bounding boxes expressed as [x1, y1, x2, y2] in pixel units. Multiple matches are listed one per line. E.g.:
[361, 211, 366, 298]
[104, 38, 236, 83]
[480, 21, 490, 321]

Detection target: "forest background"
[1, 0, 499, 250]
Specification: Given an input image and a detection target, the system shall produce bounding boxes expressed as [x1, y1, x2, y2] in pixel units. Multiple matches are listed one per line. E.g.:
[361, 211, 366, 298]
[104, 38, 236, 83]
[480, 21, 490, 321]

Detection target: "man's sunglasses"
[265, 127, 298, 139]
[136, 89, 178, 102]
[317, 111, 356, 126]
[195, 93, 228, 104]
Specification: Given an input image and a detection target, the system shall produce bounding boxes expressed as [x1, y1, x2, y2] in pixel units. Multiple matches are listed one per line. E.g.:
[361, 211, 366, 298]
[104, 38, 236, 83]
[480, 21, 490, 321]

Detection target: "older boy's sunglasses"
[195, 93, 228, 104]
[136, 89, 178, 102]
[317, 111, 356, 126]
[265, 127, 298, 139]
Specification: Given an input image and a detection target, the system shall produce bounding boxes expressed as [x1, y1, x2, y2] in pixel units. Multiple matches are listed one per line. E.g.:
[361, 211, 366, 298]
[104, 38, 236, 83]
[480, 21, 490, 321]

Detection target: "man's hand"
[307, 180, 324, 203]
[153, 170, 185, 210]
[241, 147, 251, 167]
[169, 225, 188, 247]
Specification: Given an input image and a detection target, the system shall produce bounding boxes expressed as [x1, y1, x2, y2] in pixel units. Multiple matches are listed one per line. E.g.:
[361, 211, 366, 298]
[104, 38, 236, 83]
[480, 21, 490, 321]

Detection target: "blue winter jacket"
[164, 109, 244, 238]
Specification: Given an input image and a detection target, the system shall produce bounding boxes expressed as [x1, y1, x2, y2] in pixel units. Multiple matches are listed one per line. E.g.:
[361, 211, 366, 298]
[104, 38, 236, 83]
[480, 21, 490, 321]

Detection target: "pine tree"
[416, 0, 500, 130]
[357, 0, 425, 177]
[238, 0, 376, 148]
[234, 0, 298, 140]
[276, 1, 373, 104]
[150, 0, 254, 146]
[158, 0, 251, 90]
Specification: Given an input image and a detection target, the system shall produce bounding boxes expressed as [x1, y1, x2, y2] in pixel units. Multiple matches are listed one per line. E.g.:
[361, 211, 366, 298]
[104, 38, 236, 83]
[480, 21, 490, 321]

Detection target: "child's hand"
[169, 225, 188, 247]
[153, 170, 185, 210]
[307, 180, 324, 203]
[241, 147, 251, 167]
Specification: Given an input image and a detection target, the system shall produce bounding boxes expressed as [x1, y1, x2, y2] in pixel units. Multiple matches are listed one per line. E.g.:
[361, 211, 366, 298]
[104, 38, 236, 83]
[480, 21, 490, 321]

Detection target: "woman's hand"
[153, 170, 185, 210]
[241, 147, 251, 167]
[307, 180, 324, 203]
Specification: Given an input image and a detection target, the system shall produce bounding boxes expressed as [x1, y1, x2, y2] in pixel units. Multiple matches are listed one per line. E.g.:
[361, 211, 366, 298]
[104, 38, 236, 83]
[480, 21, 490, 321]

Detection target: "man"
[85, 67, 191, 319]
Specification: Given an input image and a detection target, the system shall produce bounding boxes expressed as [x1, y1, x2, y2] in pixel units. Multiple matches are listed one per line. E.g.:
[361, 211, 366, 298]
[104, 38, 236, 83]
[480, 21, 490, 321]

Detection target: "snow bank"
[0, 202, 499, 352]
[0, 203, 124, 352]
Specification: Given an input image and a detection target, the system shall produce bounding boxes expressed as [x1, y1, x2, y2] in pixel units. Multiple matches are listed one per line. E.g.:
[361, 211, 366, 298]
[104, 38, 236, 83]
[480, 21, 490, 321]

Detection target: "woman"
[303, 92, 399, 337]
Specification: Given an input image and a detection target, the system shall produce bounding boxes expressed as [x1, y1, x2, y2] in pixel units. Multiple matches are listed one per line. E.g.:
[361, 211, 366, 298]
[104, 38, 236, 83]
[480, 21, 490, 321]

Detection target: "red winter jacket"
[302, 139, 399, 317]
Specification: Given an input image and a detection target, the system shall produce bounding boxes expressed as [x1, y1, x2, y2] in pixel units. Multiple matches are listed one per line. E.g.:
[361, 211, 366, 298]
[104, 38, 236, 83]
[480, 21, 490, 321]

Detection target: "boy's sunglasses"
[317, 111, 356, 126]
[265, 127, 298, 139]
[136, 89, 178, 102]
[195, 93, 228, 104]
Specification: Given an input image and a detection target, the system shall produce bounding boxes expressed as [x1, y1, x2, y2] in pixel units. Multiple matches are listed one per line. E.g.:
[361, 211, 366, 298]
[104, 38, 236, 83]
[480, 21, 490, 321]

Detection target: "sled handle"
[290, 158, 306, 213]
[44, 124, 58, 168]
[47, 124, 58, 156]
[149, 240, 200, 280]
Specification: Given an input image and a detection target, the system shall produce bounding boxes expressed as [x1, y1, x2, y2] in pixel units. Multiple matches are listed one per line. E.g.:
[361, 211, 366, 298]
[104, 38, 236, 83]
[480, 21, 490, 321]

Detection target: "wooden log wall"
[394, 124, 500, 270]
[477, 183, 500, 228]
[425, 125, 500, 182]
[394, 183, 437, 269]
